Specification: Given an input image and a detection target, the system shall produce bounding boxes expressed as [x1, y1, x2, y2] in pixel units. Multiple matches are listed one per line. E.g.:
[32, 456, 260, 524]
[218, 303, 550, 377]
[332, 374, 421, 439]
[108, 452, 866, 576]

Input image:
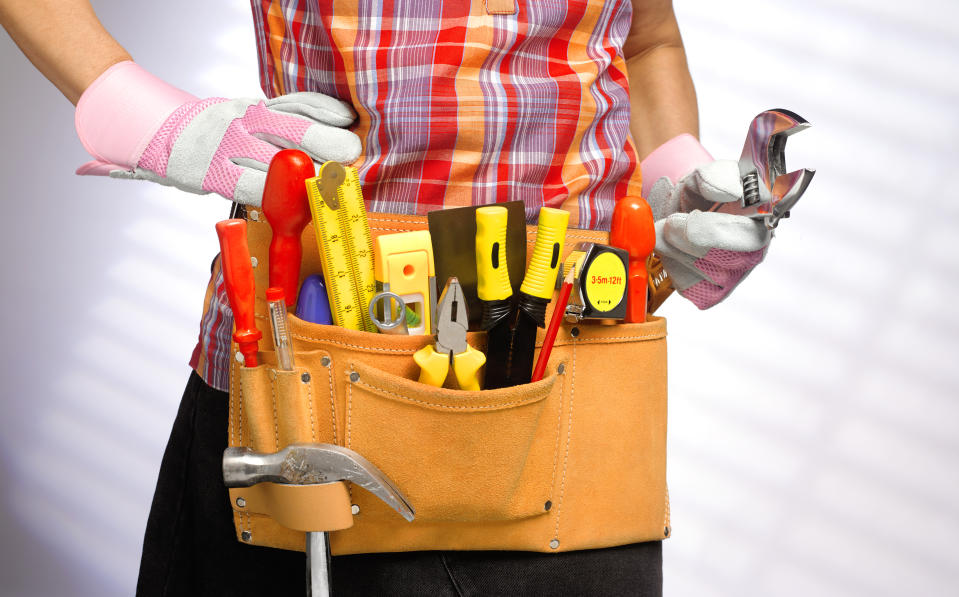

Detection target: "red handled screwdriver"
[261, 149, 315, 309]
[610, 196, 656, 322]
[216, 219, 262, 367]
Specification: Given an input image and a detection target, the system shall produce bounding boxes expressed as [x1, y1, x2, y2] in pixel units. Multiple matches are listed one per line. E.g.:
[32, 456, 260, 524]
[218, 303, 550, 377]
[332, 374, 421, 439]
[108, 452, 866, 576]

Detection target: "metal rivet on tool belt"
[351, 505, 360, 515]
[664, 526, 671, 538]
[241, 531, 253, 542]
[249, 210, 259, 221]
[236, 497, 247, 508]
[349, 372, 360, 383]
[301, 372, 311, 383]
[250, 256, 258, 268]
[557, 364, 566, 375]
[549, 539, 560, 550]
[570, 327, 580, 338]
[544, 501, 552, 511]
[235, 351, 244, 363]
[321, 357, 331, 367]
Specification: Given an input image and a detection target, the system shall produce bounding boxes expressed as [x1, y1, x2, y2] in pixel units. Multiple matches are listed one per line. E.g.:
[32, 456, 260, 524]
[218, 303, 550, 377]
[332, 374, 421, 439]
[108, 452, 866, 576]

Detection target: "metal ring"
[369, 291, 408, 334]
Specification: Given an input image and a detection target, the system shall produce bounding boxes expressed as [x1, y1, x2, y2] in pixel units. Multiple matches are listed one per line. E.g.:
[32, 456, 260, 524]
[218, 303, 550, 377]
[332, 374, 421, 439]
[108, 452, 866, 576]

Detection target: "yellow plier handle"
[451, 346, 485, 391]
[413, 344, 486, 391]
[413, 345, 449, 388]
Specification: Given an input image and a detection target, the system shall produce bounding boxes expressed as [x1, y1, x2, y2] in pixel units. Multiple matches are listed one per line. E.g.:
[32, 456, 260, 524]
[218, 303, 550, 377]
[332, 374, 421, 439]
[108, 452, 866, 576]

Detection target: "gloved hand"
[642, 134, 772, 309]
[74, 61, 361, 206]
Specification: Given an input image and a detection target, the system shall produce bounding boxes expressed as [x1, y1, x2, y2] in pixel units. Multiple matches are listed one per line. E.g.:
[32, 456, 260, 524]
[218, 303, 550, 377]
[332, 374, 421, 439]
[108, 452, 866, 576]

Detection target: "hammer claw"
[222, 444, 415, 521]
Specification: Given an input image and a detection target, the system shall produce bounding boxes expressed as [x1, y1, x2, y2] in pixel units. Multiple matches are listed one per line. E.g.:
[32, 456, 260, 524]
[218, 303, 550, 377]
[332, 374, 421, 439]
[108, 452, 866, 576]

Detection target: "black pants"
[136, 372, 663, 596]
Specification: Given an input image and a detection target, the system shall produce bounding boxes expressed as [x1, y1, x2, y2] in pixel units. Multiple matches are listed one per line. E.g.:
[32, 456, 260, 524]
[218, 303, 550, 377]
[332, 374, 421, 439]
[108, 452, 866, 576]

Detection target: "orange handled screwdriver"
[216, 219, 262, 367]
[261, 149, 315, 308]
[610, 196, 656, 322]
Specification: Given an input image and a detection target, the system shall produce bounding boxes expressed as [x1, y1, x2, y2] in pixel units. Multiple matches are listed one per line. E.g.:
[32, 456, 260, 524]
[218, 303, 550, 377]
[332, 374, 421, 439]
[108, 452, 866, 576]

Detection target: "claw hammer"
[223, 444, 415, 597]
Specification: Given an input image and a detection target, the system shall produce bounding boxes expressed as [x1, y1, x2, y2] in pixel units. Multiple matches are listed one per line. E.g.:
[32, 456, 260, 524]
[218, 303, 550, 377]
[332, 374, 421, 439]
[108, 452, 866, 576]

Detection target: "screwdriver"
[512, 207, 569, 385]
[475, 206, 513, 389]
[266, 287, 296, 371]
[261, 149, 316, 309]
[477, 207, 569, 388]
[216, 219, 261, 367]
[610, 196, 656, 322]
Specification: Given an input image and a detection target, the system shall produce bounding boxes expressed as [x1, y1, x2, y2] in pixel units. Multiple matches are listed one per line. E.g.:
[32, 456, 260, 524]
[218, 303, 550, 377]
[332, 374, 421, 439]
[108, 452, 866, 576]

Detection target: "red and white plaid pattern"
[193, 0, 643, 389]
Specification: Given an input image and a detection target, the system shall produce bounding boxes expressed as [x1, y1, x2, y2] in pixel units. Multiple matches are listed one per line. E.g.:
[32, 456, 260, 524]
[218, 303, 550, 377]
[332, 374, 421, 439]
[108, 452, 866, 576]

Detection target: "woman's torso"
[250, 0, 642, 230]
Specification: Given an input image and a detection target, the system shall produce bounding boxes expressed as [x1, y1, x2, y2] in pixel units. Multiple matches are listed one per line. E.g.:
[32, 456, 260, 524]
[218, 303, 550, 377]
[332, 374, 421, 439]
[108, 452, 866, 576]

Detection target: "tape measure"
[305, 162, 377, 332]
[563, 243, 629, 321]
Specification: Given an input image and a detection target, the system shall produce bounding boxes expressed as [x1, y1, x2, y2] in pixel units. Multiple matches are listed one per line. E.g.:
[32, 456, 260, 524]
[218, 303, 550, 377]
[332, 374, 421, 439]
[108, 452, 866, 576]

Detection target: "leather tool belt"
[226, 211, 669, 555]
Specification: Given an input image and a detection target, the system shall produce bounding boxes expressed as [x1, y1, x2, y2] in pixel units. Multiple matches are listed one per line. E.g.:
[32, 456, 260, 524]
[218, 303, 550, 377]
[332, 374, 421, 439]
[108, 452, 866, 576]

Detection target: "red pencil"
[530, 268, 576, 382]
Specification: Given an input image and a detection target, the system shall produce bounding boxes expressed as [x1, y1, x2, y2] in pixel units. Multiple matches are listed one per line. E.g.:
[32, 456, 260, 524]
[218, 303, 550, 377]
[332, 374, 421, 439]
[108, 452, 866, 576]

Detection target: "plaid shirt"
[192, 0, 643, 390]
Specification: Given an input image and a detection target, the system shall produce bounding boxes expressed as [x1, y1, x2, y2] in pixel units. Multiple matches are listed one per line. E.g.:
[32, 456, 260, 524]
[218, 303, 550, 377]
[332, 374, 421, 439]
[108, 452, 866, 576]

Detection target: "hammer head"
[223, 444, 415, 522]
[738, 108, 816, 229]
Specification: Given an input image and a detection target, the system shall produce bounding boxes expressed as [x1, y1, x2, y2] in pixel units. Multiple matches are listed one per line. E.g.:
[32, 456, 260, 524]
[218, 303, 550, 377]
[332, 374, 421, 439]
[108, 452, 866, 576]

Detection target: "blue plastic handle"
[295, 274, 334, 325]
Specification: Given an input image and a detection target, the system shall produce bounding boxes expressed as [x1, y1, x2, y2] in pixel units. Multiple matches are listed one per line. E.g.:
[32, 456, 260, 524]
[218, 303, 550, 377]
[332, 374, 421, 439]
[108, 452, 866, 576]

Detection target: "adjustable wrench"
[714, 108, 816, 229]
[646, 109, 815, 313]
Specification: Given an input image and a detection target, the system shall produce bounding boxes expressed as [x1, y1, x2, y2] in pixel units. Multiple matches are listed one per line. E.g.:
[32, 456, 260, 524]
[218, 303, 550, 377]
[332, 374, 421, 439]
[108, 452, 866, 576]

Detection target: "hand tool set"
[212, 110, 814, 590]
[218, 152, 643, 391]
[218, 108, 815, 386]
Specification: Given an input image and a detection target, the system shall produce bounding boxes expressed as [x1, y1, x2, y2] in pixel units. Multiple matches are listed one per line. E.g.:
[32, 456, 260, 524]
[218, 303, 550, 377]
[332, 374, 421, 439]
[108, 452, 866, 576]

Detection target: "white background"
[1, 0, 957, 595]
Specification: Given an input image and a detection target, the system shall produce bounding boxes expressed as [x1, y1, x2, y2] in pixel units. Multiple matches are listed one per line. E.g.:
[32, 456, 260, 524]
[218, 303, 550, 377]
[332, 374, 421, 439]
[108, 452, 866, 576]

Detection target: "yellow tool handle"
[413, 345, 450, 387]
[475, 206, 512, 301]
[520, 207, 570, 299]
[451, 346, 486, 391]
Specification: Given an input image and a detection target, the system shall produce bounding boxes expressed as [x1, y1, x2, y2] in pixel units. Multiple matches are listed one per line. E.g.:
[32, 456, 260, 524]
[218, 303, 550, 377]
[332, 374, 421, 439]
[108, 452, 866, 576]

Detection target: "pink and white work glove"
[643, 134, 772, 309]
[74, 61, 361, 206]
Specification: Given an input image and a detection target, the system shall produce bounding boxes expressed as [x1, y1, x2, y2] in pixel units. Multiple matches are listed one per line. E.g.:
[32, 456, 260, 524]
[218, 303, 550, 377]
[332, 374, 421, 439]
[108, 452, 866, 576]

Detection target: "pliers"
[413, 278, 486, 391]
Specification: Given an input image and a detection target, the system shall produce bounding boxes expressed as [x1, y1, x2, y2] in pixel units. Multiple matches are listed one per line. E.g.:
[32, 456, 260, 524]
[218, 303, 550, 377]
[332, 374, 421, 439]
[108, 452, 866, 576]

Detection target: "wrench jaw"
[765, 167, 816, 229]
[737, 109, 813, 228]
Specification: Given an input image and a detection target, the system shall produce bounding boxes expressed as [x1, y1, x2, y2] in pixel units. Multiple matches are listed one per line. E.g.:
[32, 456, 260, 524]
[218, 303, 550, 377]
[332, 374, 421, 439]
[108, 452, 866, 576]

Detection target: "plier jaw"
[413, 278, 485, 391]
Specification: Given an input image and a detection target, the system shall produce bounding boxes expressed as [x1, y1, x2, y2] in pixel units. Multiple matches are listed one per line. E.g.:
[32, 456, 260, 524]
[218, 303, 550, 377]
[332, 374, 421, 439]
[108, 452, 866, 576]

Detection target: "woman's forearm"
[624, 0, 699, 159]
[0, 0, 131, 104]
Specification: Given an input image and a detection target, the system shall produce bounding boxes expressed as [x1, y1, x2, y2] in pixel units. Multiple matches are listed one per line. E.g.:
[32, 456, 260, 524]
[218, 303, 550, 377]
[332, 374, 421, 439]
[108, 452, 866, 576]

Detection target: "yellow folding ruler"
[305, 162, 377, 332]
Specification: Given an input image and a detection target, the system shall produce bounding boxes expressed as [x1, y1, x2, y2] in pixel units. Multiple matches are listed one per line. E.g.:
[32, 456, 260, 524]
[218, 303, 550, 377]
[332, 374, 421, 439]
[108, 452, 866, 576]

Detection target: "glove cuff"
[75, 60, 197, 168]
[640, 133, 714, 198]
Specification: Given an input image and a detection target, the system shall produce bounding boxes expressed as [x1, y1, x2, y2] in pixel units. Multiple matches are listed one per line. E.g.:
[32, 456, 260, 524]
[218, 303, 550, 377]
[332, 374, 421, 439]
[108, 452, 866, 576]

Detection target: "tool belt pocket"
[227, 212, 669, 555]
[345, 353, 563, 523]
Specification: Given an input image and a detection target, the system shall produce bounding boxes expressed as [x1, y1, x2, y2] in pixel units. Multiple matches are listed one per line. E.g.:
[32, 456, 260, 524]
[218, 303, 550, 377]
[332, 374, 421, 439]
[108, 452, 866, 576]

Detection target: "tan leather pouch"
[227, 212, 669, 555]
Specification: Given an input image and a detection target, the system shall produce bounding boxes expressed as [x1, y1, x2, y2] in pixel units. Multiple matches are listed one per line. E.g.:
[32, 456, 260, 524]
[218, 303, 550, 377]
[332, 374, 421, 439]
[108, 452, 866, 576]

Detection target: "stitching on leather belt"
[304, 368, 317, 443]
[547, 373, 566, 502]
[270, 372, 280, 450]
[288, 334, 419, 353]
[554, 340, 576, 543]
[229, 359, 237, 445]
[324, 355, 338, 444]
[350, 375, 550, 412]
